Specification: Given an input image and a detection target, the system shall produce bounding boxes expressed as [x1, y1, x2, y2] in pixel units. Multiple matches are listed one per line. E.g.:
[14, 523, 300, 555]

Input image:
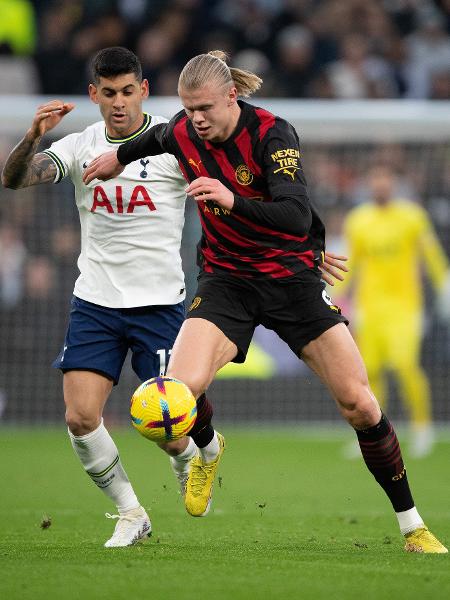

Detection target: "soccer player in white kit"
[1, 47, 215, 547]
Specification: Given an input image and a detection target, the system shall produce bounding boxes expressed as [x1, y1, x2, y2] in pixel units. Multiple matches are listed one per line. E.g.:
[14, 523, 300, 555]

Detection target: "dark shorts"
[186, 271, 348, 363]
[53, 296, 185, 384]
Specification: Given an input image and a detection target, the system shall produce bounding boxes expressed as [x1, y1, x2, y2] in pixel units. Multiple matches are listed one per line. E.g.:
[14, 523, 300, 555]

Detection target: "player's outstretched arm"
[83, 150, 125, 184]
[1, 100, 74, 189]
[83, 123, 168, 185]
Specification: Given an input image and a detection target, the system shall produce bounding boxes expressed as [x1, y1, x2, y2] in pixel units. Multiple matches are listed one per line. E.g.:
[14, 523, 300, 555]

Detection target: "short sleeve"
[261, 118, 308, 198]
[42, 132, 79, 184]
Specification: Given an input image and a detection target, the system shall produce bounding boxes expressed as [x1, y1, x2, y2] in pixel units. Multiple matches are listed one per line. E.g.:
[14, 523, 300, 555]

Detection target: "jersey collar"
[105, 113, 152, 144]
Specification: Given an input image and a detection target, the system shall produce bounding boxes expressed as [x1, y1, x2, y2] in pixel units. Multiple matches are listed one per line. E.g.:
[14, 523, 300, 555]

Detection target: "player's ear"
[141, 79, 149, 99]
[89, 83, 99, 104]
[227, 86, 237, 105]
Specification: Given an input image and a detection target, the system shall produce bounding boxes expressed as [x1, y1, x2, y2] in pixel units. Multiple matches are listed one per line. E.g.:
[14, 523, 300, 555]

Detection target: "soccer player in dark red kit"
[84, 50, 447, 553]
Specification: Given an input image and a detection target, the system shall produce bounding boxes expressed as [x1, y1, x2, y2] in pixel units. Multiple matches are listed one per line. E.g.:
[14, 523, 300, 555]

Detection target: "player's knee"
[337, 382, 380, 429]
[166, 370, 208, 400]
[65, 409, 100, 436]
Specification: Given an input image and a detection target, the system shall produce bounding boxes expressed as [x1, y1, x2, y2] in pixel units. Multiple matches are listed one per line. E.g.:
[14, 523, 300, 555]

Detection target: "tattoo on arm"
[27, 153, 58, 186]
[1, 135, 57, 188]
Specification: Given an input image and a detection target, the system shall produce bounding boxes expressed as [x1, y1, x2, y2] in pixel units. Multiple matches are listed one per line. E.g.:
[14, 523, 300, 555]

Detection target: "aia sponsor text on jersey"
[90, 185, 156, 213]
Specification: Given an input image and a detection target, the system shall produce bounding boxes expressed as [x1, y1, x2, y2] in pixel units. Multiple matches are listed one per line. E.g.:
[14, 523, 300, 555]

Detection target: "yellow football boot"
[185, 433, 225, 517]
[404, 527, 448, 553]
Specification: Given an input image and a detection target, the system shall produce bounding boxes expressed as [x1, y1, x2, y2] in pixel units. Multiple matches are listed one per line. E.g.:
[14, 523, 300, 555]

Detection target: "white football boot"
[170, 453, 196, 497]
[104, 506, 151, 547]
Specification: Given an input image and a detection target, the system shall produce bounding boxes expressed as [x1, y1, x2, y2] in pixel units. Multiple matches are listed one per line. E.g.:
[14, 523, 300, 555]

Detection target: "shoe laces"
[173, 471, 189, 495]
[406, 526, 427, 539]
[189, 461, 215, 497]
[105, 512, 136, 535]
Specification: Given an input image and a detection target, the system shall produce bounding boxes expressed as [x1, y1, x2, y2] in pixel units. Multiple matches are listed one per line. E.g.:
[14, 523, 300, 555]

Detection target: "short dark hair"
[91, 47, 142, 83]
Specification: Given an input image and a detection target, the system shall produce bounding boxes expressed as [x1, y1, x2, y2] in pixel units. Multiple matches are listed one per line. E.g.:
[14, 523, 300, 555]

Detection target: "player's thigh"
[53, 296, 128, 385]
[186, 273, 256, 365]
[301, 323, 380, 422]
[267, 274, 348, 363]
[127, 302, 185, 380]
[169, 274, 256, 396]
[64, 369, 113, 428]
[167, 318, 238, 397]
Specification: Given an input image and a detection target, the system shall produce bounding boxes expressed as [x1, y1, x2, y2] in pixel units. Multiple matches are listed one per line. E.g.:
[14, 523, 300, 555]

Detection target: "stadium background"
[0, 0, 449, 426]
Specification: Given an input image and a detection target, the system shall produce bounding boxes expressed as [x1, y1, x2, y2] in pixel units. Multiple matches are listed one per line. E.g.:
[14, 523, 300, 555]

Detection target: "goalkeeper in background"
[339, 164, 449, 458]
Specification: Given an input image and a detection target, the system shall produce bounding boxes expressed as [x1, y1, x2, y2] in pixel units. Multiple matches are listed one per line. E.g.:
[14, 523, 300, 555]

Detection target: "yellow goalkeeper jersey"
[342, 199, 448, 315]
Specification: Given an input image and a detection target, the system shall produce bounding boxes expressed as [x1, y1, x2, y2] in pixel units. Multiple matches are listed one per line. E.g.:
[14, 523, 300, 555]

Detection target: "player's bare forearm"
[1, 135, 56, 189]
[2, 101, 73, 189]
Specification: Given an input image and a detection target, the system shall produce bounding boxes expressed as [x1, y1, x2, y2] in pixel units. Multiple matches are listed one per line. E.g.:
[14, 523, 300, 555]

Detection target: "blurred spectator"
[233, 48, 278, 96]
[405, 9, 450, 97]
[430, 69, 450, 99]
[34, 0, 85, 93]
[337, 163, 450, 457]
[137, 27, 180, 94]
[327, 33, 397, 99]
[274, 25, 317, 97]
[0, 223, 26, 308]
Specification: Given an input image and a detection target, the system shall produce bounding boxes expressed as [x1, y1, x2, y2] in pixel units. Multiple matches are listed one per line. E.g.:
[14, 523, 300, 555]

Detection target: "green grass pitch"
[0, 427, 449, 599]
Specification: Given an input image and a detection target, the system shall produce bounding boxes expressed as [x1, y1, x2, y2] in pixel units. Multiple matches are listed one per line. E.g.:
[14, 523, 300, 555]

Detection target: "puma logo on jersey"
[188, 158, 202, 173]
[82, 162, 88, 169]
[271, 148, 300, 180]
[140, 159, 150, 178]
[273, 165, 299, 180]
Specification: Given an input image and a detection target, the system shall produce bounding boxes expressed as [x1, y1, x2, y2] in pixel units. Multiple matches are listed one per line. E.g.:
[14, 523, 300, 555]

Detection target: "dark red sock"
[189, 393, 214, 448]
[356, 414, 414, 512]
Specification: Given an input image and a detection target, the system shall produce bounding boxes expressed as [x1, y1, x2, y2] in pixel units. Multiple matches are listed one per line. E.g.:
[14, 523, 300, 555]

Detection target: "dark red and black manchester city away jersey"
[118, 100, 325, 280]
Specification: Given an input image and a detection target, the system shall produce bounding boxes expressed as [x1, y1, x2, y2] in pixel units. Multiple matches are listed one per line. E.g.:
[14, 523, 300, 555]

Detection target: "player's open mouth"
[195, 126, 210, 136]
[112, 114, 126, 120]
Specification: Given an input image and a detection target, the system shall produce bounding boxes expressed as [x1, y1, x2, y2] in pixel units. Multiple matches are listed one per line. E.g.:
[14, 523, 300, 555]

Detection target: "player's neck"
[105, 113, 145, 140]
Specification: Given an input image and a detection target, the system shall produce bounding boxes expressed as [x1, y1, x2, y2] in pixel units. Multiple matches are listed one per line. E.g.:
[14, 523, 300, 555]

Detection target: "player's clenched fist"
[186, 177, 235, 210]
[29, 100, 75, 139]
[83, 150, 125, 184]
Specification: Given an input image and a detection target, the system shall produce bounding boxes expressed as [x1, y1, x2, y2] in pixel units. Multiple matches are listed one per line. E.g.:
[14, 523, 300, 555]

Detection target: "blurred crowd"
[1, 0, 450, 99]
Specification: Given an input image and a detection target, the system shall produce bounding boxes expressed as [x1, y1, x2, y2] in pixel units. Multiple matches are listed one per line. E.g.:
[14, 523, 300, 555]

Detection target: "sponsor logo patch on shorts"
[322, 289, 341, 314]
[189, 296, 202, 311]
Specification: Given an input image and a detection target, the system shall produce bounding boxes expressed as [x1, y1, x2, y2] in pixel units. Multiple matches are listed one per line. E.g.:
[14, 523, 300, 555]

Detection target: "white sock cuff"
[68, 418, 105, 442]
[200, 431, 220, 463]
[396, 507, 424, 535]
[176, 437, 197, 461]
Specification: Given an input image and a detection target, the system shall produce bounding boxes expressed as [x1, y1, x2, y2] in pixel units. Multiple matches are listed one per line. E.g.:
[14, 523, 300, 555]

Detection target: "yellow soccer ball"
[130, 376, 197, 443]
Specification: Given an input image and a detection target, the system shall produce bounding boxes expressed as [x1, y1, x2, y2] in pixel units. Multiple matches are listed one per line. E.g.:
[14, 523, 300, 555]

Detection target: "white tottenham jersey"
[43, 114, 187, 308]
